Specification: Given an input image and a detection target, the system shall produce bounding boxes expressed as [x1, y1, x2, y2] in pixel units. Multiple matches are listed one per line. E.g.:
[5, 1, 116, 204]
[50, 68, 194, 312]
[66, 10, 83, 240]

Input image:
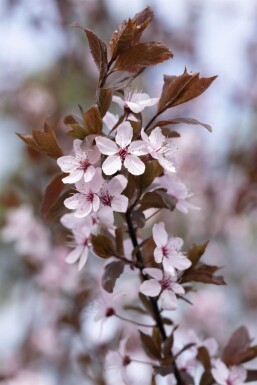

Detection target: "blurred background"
[1, 0, 257, 384]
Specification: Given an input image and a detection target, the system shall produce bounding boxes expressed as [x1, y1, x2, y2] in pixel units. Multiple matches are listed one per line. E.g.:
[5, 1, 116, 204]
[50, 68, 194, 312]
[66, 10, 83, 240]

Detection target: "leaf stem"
[115, 314, 155, 328]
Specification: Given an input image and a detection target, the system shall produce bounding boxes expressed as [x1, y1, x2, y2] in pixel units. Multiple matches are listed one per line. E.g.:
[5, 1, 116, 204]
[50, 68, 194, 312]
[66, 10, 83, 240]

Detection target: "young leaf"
[134, 160, 163, 192]
[64, 115, 87, 140]
[46, 190, 73, 221]
[139, 331, 162, 360]
[187, 241, 209, 268]
[113, 42, 173, 73]
[96, 88, 113, 117]
[222, 326, 252, 366]
[197, 346, 211, 371]
[154, 118, 213, 133]
[91, 234, 115, 258]
[41, 173, 66, 217]
[132, 6, 154, 44]
[109, 19, 135, 59]
[140, 191, 176, 211]
[158, 71, 217, 113]
[181, 263, 226, 286]
[72, 25, 108, 81]
[82, 104, 103, 135]
[102, 260, 125, 293]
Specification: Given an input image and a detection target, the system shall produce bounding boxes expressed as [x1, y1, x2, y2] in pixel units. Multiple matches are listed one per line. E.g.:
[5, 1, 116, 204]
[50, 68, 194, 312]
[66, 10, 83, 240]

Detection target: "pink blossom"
[64, 168, 103, 217]
[211, 360, 247, 385]
[105, 338, 132, 385]
[57, 137, 100, 183]
[98, 175, 129, 225]
[141, 127, 176, 172]
[103, 111, 119, 131]
[139, 268, 185, 310]
[65, 215, 94, 270]
[158, 173, 200, 214]
[113, 89, 158, 113]
[95, 122, 147, 175]
[152, 222, 191, 275]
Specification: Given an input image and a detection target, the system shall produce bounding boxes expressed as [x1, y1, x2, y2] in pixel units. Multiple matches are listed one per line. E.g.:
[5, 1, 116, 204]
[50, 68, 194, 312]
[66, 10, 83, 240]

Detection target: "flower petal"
[128, 140, 148, 156]
[160, 290, 177, 310]
[73, 139, 83, 155]
[115, 122, 133, 148]
[64, 194, 82, 210]
[92, 195, 100, 212]
[171, 255, 191, 271]
[75, 201, 92, 218]
[124, 154, 145, 175]
[112, 95, 125, 109]
[62, 169, 84, 184]
[170, 282, 185, 295]
[125, 101, 145, 113]
[84, 165, 96, 182]
[98, 207, 114, 226]
[78, 246, 89, 270]
[111, 195, 128, 213]
[139, 279, 161, 297]
[57, 155, 79, 172]
[149, 127, 166, 148]
[102, 155, 122, 175]
[103, 111, 119, 131]
[95, 136, 118, 155]
[154, 247, 164, 264]
[108, 175, 128, 195]
[143, 267, 163, 280]
[90, 168, 103, 193]
[66, 245, 84, 264]
[152, 222, 168, 247]
[158, 156, 176, 173]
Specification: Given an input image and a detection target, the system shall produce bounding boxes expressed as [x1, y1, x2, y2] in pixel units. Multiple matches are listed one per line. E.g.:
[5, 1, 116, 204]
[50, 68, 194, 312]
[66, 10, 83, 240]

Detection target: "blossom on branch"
[158, 173, 200, 214]
[152, 222, 191, 275]
[113, 89, 158, 113]
[96, 122, 147, 175]
[141, 127, 176, 172]
[140, 267, 184, 310]
[57, 137, 100, 183]
[211, 360, 247, 385]
[98, 175, 129, 225]
[64, 168, 103, 217]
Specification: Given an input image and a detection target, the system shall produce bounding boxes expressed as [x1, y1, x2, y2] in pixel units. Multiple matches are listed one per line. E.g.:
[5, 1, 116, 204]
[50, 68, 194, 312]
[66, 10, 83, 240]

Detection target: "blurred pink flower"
[113, 89, 158, 113]
[211, 360, 247, 385]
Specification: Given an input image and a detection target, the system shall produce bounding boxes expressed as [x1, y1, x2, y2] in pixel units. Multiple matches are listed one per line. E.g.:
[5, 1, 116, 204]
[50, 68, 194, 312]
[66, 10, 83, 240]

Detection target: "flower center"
[83, 238, 88, 246]
[118, 148, 129, 161]
[101, 193, 113, 207]
[79, 159, 90, 172]
[160, 276, 171, 290]
[86, 191, 94, 202]
[123, 355, 131, 366]
[105, 307, 115, 317]
[162, 246, 169, 257]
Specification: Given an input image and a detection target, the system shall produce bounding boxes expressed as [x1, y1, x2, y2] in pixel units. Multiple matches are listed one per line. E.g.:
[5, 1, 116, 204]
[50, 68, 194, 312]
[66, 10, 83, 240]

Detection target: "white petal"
[142, 267, 163, 280]
[176, 200, 200, 214]
[152, 222, 168, 247]
[102, 155, 122, 175]
[112, 95, 125, 109]
[57, 156, 79, 172]
[211, 368, 227, 385]
[149, 127, 166, 148]
[138, 97, 159, 108]
[158, 156, 176, 173]
[230, 366, 247, 385]
[160, 290, 177, 310]
[64, 194, 81, 210]
[154, 247, 164, 263]
[78, 247, 89, 270]
[84, 165, 96, 182]
[95, 136, 118, 155]
[62, 169, 84, 184]
[98, 207, 114, 226]
[108, 175, 128, 195]
[86, 147, 101, 164]
[115, 122, 133, 148]
[125, 101, 145, 113]
[92, 195, 100, 212]
[111, 195, 128, 212]
[140, 128, 149, 143]
[162, 258, 175, 275]
[212, 360, 229, 385]
[75, 178, 89, 194]
[103, 111, 119, 131]
[65, 245, 84, 264]
[128, 140, 148, 156]
[139, 279, 161, 297]
[167, 237, 183, 252]
[75, 201, 92, 217]
[170, 282, 185, 295]
[124, 154, 145, 175]
[171, 255, 191, 271]
[73, 139, 83, 155]
[90, 168, 103, 193]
